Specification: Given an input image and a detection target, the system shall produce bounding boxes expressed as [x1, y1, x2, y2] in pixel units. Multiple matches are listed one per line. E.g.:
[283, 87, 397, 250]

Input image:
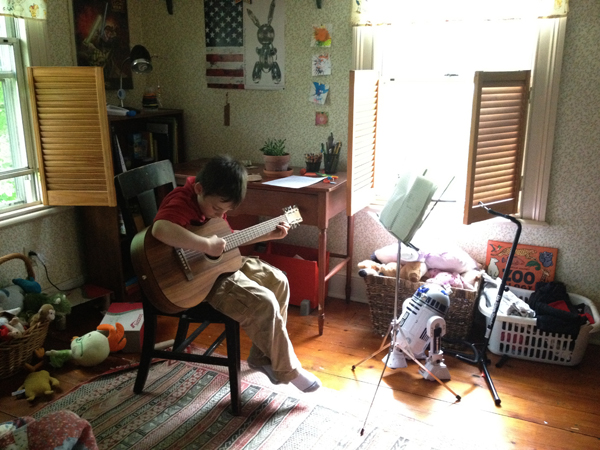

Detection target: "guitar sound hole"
[206, 254, 220, 261]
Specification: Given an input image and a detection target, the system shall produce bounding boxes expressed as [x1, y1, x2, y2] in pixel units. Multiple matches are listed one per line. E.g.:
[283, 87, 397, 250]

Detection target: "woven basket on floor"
[0, 253, 50, 379]
[362, 274, 480, 345]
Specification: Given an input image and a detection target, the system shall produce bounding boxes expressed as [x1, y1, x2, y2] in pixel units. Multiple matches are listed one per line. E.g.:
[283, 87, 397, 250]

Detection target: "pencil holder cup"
[306, 159, 321, 172]
[323, 153, 339, 174]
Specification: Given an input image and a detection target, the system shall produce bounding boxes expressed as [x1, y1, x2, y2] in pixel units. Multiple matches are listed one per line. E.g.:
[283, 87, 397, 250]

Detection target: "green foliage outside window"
[0, 87, 17, 205]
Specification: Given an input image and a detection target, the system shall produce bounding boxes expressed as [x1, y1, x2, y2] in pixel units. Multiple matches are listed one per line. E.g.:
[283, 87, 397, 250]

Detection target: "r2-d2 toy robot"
[385, 284, 452, 381]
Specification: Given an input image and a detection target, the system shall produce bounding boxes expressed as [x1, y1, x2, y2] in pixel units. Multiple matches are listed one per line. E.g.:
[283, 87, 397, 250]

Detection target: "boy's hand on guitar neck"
[265, 222, 290, 241]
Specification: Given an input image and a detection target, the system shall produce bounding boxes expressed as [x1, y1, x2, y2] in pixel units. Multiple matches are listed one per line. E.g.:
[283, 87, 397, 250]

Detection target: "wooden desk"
[173, 160, 354, 335]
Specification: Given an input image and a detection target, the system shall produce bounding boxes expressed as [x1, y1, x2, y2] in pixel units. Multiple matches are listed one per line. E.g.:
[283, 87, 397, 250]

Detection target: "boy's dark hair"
[196, 155, 247, 207]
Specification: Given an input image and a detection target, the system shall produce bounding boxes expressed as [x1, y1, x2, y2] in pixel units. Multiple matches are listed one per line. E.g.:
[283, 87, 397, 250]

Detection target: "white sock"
[290, 368, 322, 393]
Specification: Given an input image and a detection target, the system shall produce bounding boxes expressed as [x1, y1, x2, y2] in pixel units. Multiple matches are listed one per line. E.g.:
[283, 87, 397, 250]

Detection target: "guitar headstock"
[283, 205, 303, 228]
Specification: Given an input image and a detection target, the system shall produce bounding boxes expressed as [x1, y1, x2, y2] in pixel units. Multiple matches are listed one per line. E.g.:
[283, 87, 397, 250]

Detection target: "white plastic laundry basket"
[478, 287, 600, 366]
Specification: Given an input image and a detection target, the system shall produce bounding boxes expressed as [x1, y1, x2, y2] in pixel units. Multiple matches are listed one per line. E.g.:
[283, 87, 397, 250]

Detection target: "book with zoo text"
[485, 240, 558, 291]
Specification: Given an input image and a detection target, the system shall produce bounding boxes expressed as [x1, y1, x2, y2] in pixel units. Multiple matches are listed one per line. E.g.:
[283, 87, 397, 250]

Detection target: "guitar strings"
[224, 215, 285, 252]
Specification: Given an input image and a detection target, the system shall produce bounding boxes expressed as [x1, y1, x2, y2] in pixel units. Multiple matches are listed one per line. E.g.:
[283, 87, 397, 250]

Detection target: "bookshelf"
[82, 109, 184, 301]
[109, 109, 184, 172]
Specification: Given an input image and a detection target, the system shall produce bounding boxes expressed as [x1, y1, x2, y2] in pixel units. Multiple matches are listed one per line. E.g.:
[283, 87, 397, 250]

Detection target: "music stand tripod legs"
[444, 205, 522, 406]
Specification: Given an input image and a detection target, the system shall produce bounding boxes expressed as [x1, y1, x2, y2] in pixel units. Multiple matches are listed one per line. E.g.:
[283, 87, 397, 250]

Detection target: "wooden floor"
[1, 297, 598, 449]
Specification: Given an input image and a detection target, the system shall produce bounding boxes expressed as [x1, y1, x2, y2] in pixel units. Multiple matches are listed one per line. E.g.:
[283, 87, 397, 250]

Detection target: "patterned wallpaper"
[3, 1, 599, 323]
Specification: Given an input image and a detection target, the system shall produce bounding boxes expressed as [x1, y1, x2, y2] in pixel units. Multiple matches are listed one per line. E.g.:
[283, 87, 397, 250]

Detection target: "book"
[112, 133, 127, 174]
[146, 121, 172, 161]
[485, 240, 558, 291]
[129, 132, 147, 160]
[146, 116, 179, 162]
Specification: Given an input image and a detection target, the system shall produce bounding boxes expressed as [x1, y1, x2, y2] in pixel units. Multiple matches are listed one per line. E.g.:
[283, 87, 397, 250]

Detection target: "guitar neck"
[224, 215, 286, 252]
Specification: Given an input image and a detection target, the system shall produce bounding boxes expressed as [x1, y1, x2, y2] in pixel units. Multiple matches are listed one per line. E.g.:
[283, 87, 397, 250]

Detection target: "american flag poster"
[204, 0, 245, 89]
[204, 0, 285, 90]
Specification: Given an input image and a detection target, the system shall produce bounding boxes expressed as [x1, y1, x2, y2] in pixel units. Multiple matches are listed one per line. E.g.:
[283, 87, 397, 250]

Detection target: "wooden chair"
[114, 160, 241, 415]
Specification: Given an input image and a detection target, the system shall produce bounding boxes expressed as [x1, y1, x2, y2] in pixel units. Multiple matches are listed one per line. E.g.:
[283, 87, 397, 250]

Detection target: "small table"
[173, 160, 354, 335]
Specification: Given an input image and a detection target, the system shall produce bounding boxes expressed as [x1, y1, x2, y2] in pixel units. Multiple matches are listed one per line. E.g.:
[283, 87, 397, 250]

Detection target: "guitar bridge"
[174, 248, 194, 281]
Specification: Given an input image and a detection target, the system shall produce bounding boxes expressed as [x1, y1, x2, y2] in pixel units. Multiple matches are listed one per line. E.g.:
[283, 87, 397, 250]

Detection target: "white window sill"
[0, 204, 73, 229]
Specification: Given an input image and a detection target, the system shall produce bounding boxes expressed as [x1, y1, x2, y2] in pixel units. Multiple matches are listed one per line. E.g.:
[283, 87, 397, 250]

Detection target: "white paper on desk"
[262, 176, 324, 189]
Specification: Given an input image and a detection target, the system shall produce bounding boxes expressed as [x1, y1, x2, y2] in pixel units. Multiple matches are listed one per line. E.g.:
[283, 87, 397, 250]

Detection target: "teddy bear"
[399, 261, 428, 282]
[358, 260, 427, 282]
[19, 370, 60, 401]
[357, 260, 397, 277]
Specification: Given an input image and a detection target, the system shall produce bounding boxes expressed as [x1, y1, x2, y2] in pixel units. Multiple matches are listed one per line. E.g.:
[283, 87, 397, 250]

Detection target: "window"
[0, 16, 40, 219]
[350, 13, 566, 225]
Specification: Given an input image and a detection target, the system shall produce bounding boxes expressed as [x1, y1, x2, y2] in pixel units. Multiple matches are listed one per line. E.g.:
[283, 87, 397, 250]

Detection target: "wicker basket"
[362, 274, 480, 345]
[0, 253, 50, 379]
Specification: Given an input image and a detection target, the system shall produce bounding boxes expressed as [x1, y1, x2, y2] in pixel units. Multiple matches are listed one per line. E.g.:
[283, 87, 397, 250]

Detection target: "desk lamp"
[117, 45, 153, 107]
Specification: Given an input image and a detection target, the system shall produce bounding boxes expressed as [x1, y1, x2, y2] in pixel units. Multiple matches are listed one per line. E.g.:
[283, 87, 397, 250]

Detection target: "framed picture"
[71, 0, 132, 90]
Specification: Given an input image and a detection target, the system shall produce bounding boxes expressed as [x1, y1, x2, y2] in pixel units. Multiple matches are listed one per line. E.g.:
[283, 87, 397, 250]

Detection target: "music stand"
[443, 203, 522, 406]
[353, 173, 462, 434]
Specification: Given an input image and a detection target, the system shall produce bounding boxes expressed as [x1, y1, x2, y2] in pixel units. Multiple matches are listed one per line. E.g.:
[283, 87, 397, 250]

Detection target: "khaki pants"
[205, 256, 301, 383]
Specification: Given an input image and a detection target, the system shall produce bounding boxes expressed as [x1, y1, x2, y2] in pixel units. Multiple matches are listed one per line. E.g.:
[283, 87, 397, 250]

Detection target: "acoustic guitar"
[131, 206, 303, 314]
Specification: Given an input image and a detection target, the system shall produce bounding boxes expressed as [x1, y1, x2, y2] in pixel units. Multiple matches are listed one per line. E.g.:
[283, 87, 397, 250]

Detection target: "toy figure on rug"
[19, 370, 59, 402]
[46, 329, 110, 368]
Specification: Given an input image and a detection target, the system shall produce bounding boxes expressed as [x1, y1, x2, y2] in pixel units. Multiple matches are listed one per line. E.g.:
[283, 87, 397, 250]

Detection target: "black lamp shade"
[130, 45, 152, 73]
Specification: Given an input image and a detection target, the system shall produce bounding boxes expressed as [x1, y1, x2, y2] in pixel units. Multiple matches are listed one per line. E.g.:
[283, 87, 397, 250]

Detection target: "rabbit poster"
[244, 0, 286, 90]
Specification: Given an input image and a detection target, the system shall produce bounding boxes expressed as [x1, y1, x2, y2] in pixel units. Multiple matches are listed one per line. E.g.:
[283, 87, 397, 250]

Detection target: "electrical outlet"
[23, 248, 45, 265]
[23, 249, 36, 266]
[35, 252, 46, 265]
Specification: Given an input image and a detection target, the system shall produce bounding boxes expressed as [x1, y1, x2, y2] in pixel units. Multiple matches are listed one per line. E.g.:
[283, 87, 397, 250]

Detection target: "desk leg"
[346, 215, 355, 302]
[317, 227, 328, 335]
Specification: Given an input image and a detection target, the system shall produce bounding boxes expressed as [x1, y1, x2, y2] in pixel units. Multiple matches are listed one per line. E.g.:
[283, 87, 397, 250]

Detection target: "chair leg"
[174, 315, 191, 350]
[134, 306, 157, 394]
[226, 320, 242, 415]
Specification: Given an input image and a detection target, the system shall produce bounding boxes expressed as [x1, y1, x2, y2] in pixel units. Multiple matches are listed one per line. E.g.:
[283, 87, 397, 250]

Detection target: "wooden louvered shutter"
[347, 70, 378, 216]
[27, 66, 116, 207]
[463, 71, 530, 224]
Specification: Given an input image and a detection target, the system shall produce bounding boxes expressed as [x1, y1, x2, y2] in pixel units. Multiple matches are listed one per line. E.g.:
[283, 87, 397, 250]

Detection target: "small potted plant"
[260, 138, 290, 171]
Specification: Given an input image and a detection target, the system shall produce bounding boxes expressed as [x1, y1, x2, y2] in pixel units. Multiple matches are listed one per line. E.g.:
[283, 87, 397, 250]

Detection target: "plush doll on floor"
[46, 329, 110, 368]
[19, 370, 60, 402]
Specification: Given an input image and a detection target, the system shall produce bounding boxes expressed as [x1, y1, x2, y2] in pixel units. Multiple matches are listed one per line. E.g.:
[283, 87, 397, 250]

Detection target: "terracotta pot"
[263, 154, 291, 171]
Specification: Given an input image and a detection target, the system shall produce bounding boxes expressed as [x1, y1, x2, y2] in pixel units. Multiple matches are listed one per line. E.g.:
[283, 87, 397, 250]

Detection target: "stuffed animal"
[357, 260, 397, 277]
[0, 316, 23, 340]
[20, 292, 71, 326]
[0, 284, 25, 312]
[358, 260, 426, 282]
[399, 261, 427, 282]
[97, 323, 127, 352]
[24, 347, 46, 373]
[46, 330, 110, 368]
[11, 277, 41, 294]
[19, 370, 59, 401]
[29, 304, 55, 328]
[9, 316, 25, 333]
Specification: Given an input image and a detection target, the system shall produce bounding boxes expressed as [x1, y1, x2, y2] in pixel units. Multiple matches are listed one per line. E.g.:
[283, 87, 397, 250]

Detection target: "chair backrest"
[114, 160, 177, 239]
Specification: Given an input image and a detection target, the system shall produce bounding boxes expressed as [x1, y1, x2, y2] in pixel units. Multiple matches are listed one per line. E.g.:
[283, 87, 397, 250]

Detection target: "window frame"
[351, 16, 567, 224]
[0, 16, 51, 225]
